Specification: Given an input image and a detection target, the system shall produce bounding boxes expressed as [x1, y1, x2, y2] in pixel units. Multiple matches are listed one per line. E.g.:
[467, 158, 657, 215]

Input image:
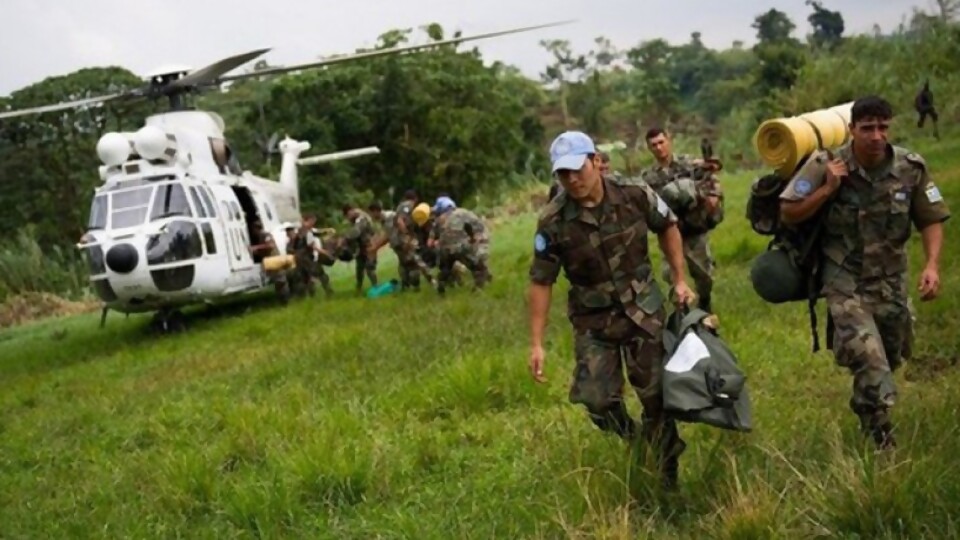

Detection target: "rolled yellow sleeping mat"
[263, 254, 295, 272]
[754, 102, 853, 176]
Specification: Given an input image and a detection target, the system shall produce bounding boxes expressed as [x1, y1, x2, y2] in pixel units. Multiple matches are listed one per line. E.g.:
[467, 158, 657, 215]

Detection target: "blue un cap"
[550, 131, 596, 173]
[433, 196, 456, 214]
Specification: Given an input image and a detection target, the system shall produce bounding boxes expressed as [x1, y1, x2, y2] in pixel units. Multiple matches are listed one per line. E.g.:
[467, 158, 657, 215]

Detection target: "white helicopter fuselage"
[79, 110, 316, 315]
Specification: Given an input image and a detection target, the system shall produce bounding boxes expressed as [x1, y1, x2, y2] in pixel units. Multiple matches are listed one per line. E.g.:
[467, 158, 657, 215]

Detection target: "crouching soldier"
[430, 196, 491, 294]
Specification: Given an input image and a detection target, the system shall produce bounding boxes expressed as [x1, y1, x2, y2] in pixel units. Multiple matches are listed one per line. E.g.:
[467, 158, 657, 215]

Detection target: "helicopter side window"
[229, 201, 242, 222]
[188, 187, 208, 218]
[110, 186, 153, 229]
[201, 223, 217, 254]
[150, 184, 193, 221]
[87, 194, 107, 230]
[262, 202, 273, 221]
[199, 187, 218, 218]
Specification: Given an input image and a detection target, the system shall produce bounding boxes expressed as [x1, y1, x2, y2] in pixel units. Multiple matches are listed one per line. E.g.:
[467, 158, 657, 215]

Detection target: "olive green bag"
[661, 307, 752, 433]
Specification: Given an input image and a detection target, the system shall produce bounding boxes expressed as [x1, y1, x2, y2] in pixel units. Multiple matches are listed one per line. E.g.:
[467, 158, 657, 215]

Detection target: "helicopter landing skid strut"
[149, 308, 187, 334]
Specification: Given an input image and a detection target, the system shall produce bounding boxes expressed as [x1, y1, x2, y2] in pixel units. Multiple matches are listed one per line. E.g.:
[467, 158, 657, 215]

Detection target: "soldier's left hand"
[919, 266, 941, 301]
[674, 281, 696, 307]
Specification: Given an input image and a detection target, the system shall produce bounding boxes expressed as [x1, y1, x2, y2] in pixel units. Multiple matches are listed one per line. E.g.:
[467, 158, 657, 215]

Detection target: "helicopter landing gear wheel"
[150, 308, 187, 334]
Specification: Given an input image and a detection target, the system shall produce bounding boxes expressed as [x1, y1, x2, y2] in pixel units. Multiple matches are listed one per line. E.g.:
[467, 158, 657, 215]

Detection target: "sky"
[1, 0, 924, 97]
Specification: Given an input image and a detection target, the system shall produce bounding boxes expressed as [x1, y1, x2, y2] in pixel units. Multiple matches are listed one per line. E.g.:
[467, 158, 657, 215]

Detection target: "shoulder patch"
[926, 184, 943, 203]
[534, 232, 548, 253]
[794, 178, 813, 196]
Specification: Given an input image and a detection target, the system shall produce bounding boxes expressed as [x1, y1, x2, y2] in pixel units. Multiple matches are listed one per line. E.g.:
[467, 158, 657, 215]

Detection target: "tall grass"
[0, 227, 89, 302]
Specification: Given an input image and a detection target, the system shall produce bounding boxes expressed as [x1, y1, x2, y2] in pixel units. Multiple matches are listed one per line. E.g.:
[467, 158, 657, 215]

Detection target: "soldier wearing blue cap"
[528, 130, 695, 489]
[430, 195, 490, 293]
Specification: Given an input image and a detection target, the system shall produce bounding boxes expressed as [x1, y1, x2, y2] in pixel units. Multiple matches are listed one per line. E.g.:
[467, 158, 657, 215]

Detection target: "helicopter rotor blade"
[218, 20, 576, 84]
[0, 93, 127, 120]
[169, 48, 272, 89]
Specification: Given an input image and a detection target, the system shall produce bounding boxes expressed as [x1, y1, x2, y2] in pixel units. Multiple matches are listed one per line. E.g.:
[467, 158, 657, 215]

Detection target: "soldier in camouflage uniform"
[370, 193, 435, 291]
[529, 131, 695, 489]
[249, 220, 291, 305]
[429, 196, 490, 294]
[642, 128, 723, 313]
[780, 96, 949, 449]
[341, 203, 379, 292]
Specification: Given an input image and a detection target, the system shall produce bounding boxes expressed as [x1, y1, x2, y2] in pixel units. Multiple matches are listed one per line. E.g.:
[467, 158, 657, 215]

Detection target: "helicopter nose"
[105, 243, 139, 274]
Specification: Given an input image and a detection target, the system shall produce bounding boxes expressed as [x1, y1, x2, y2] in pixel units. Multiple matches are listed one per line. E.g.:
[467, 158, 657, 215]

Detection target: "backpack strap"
[799, 149, 843, 353]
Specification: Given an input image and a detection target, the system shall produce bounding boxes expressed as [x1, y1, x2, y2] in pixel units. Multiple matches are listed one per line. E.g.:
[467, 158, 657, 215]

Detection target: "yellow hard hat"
[412, 203, 431, 226]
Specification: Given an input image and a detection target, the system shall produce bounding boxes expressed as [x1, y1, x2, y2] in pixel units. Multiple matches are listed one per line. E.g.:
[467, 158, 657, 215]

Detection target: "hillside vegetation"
[0, 130, 957, 538]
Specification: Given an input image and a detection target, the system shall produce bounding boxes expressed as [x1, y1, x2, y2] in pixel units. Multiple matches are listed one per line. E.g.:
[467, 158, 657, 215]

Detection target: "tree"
[539, 39, 587, 127]
[806, 1, 845, 49]
[752, 9, 797, 43]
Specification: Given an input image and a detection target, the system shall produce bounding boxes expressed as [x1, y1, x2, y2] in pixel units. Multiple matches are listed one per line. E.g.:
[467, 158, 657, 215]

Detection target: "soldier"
[371, 193, 435, 291]
[779, 95, 949, 450]
[341, 203, 379, 293]
[306, 219, 336, 299]
[642, 128, 723, 313]
[528, 130, 695, 489]
[249, 220, 291, 304]
[914, 79, 939, 140]
[429, 196, 490, 294]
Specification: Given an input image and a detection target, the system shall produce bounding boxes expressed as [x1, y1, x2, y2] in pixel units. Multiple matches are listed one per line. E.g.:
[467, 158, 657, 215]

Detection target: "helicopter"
[0, 20, 573, 333]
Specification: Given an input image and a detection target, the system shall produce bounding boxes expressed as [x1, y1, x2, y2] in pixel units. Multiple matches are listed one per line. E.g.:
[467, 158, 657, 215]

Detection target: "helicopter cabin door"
[207, 185, 255, 272]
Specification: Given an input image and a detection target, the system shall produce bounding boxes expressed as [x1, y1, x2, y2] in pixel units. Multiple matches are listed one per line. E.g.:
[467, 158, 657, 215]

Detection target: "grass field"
[1, 134, 958, 539]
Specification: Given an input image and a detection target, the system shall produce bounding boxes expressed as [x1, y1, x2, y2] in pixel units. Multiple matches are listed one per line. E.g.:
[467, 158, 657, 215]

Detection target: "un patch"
[795, 178, 812, 196]
[926, 185, 943, 203]
[534, 232, 548, 253]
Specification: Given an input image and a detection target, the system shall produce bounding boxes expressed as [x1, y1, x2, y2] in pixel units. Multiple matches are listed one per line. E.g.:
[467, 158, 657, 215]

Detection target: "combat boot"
[872, 422, 897, 451]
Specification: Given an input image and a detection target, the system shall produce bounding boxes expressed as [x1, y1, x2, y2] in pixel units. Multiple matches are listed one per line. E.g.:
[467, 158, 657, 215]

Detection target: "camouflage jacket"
[432, 208, 487, 250]
[641, 153, 723, 236]
[344, 210, 376, 250]
[780, 142, 951, 301]
[530, 176, 678, 340]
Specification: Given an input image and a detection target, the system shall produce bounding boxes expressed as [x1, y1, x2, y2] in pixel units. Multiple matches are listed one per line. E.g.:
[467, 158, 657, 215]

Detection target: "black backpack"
[745, 159, 835, 352]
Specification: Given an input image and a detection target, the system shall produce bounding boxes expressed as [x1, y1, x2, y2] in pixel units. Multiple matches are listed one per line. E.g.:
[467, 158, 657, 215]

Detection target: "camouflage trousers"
[827, 292, 908, 435]
[392, 239, 433, 291]
[437, 242, 490, 291]
[291, 254, 317, 297]
[265, 269, 290, 304]
[661, 232, 714, 312]
[314, 264, 333, 297]
[569, 317, 686, 467]
[355, 250, 378, 291]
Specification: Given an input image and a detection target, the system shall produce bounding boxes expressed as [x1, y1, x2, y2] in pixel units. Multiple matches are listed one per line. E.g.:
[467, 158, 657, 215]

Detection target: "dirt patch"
[0, 292, 101, 329]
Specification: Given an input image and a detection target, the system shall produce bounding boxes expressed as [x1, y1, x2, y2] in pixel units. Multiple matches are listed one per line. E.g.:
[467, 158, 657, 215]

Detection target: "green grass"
[1, 133, 958, 539]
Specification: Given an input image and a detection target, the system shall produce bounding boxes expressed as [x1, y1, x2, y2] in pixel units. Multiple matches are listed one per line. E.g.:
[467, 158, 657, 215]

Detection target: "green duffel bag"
[661, 307, 752, 432]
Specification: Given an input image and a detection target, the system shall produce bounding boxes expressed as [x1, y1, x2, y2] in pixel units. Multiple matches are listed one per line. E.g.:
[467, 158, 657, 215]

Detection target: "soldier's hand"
[674, 281, 696, 307]
[919, 266, 941, 301]
[825, 159, 848, 193]
[529, 345, 547, 383]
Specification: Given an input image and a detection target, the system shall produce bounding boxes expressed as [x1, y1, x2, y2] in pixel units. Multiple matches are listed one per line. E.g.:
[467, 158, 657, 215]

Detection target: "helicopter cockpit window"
[87, 195, 107, 230]
[146, 220, 203, 266]
[110, 186, 153, 229]
[188, 187, 208, 218]
[150, 184, 193, 221]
